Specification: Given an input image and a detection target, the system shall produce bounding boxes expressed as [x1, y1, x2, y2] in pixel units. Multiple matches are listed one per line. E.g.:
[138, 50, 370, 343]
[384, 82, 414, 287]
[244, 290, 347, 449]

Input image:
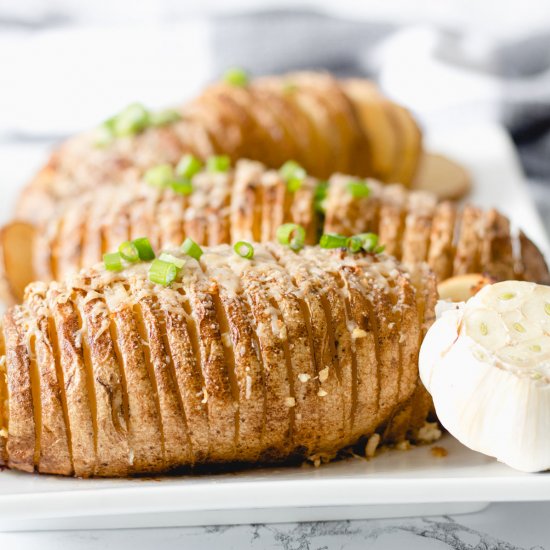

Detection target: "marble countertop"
[0, 502, 548, 549]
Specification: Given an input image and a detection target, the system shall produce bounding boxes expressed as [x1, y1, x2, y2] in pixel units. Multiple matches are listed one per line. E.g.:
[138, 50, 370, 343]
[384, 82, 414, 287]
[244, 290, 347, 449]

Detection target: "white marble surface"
[0, 502, 548, 549]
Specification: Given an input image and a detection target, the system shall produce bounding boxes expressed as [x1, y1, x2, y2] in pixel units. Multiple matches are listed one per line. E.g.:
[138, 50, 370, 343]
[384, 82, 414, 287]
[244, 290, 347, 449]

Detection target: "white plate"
[0, 122, 548, 531]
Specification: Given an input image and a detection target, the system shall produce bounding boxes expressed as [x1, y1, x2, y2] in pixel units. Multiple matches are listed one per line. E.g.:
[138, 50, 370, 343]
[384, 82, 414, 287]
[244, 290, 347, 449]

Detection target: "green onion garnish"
[148, 259, 178, 286]
[104, 252, 123, 272]
[276, 223, 306, 251]
[113, 103, 150, 137]
[176, 154, 203, 179]
[181, 237, 203, 260]
[133, 237, 156, 261]
[346, 180, 370, 199]
[375, 244, 386, 254]
[314, 181, 328, 213]
[150, 109, 181, 127]
[159, 252, 186, 269]
[346, 236, 363, 253]
[319, 233, 348, 249]
[206, 155, 231, 173]
[170, 179, 193, 196]
[144, 164, 174, 188]
[280, 160, 306, 192]
[357, 232, 379, 252]
[224, 67, 249, 87]
[234, 241, 254, 259]
[118, 241, 140, 263]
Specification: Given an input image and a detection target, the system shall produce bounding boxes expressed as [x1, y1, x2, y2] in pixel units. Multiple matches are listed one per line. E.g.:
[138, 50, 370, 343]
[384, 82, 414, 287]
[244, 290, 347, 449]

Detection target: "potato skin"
[0, 245, 432, 477]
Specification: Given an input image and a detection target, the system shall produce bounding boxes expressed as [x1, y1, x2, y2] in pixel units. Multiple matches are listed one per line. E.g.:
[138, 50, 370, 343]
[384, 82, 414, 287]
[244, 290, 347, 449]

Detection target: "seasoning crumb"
[317, 388, 328, 397]
[318, 367, 329, 382]
[431, 446, 448, 458]
[285, 397, 296, 407]
[395, 440, 411, 451]
[298, 373, 311, 383]
[365, 433, 381, 458]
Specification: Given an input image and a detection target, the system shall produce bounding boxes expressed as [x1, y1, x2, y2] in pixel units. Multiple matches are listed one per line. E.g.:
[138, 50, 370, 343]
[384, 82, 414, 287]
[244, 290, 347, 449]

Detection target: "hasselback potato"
[16, 72, 422, 223]
[3, 159, 547, 303]
[0, 244, 436, 477]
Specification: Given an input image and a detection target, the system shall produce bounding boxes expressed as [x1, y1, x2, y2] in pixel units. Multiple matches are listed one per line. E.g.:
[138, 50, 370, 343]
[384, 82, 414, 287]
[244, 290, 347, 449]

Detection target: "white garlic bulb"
[420, 281, 550, 472]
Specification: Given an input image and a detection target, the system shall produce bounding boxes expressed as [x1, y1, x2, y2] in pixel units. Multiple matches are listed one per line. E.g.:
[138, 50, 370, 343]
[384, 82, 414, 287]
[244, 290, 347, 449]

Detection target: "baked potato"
[16, 72, 423, 224]
[0, 244, 435, 476]
[3, 159, 547, 303]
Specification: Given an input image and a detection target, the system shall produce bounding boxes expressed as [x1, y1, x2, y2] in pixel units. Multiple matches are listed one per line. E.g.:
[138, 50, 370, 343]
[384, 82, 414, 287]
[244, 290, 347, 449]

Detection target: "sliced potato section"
[1, 221, 36, 303]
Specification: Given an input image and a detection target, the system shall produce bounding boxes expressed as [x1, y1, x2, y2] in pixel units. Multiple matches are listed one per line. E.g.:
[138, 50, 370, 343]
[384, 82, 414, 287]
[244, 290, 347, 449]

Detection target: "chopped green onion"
[346, 236, 363, 253]
[170, 179, 193, 196]
[144, 164, 174, 188]
[234, 241, 254, 259]
[118, 241, 140, 263]
[176, 154, 203, 179]
[283, 82, 297, 94]
[95, 121, 116, 147]
[148, 259, 178, 286]
[133, 237, 156, 261]
[280, 160, 306, 192]
[224, 67, 249, 87]
[314, 181, 328, 213]
[113, 103, 150, 137]
[181, 237, 203, 260]
[103, 252, 123, 272]
[357, 232, 379, 252]
[319, 233, 348, 249]
[346, 180, 370, 199]
[375, 244, 385, 254]
[276, 223, 306, 251]
[206, 155, 231, 173]
[159, 253, 186, 269]
[150, 109, 181, 127]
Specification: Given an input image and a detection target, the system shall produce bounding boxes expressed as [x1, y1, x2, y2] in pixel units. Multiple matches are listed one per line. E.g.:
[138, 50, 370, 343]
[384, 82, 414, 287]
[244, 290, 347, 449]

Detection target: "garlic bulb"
[420, 281, 550, 472]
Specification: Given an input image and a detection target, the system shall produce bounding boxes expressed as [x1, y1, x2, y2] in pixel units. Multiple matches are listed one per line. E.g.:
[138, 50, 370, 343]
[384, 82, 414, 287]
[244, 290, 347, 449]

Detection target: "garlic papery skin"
[420, 281, 550, 473]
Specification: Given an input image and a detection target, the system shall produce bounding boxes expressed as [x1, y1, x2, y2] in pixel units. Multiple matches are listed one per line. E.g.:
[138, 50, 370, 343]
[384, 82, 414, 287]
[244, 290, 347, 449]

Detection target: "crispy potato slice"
[386, 103, 422, 186]
[230, 160, 264, 243]
[201, 248, 265, 462]
[401, 191, 438, 267]
[77, 293, 129, 477]
[181, 262, 236, 461]
[268, 244, 345, 452]
[437, 273, 494, 302]
[413, 153, 471, 201]
[104, 282, 164, 473]
[323, 175, 382, 237]
[453, 204, 483, 275]
[157, 285, 210, 464]
[3, 309, 35, 472]
[289, 72, 364, 174]
[343, 79, 396, 180]
[378, 184, 408, 258]
[1, 221, 37, 303]
[301, 248, 354, 441]
[427, 201, 457, 281]
[48, 287, 96, 477]
[480, 209, 515, 281]
[26, 288, 72, 475]
[260, 246, 319, 456]
[132, 287, 191, 470]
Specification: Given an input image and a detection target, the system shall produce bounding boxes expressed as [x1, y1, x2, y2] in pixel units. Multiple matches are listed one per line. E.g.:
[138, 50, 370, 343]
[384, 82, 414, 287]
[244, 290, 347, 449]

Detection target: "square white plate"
[0, 122, 548, 531]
